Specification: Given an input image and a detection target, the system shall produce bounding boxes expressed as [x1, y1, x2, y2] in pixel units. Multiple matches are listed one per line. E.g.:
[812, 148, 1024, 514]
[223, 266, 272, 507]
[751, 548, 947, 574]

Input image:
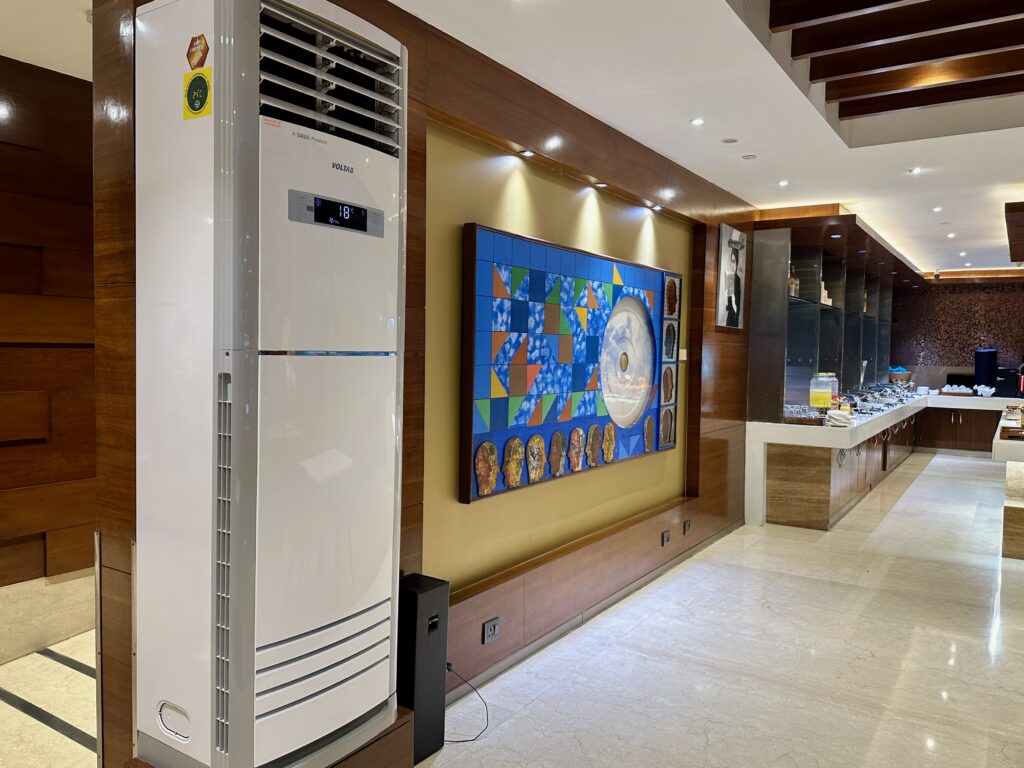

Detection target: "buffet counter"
[745, 395, 1024, 528]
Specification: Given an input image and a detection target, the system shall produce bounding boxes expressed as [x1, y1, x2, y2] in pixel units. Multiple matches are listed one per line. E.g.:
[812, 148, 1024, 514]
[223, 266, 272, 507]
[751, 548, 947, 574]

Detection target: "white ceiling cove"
[0, 0, 92, 81]
[393, 0, 1024, 272]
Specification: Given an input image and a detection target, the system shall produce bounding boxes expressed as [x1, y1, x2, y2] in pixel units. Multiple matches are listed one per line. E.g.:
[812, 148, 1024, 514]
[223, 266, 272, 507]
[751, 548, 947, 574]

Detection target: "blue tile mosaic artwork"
[462, 224, 682, 502]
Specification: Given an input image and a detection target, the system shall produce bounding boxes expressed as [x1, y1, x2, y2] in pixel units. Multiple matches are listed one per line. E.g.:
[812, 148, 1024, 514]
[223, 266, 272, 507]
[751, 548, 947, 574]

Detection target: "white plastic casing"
[135, 0, 405, 766]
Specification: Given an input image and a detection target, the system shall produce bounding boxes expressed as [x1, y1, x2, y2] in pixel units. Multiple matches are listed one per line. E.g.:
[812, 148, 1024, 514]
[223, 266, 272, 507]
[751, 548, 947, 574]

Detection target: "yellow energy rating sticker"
[183, 67, 212, 120]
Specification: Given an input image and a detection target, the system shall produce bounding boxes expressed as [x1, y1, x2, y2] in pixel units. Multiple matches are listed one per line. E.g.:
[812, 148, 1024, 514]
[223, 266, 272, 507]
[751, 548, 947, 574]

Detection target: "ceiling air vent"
[259, 0, 403, 157]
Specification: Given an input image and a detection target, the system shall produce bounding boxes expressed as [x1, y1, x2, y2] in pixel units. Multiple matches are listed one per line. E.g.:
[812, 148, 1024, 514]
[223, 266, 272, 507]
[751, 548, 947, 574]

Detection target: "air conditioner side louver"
[259, 0, 403, 158]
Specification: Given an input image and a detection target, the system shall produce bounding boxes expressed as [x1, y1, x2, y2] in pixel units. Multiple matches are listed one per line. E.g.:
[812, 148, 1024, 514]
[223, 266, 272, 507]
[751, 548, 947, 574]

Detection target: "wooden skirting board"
[444, 495, 734, 691]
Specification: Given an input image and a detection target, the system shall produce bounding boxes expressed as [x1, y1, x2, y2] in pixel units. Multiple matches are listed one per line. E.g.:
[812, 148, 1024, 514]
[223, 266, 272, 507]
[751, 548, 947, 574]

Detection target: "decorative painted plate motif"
[599, 296, 655, 429]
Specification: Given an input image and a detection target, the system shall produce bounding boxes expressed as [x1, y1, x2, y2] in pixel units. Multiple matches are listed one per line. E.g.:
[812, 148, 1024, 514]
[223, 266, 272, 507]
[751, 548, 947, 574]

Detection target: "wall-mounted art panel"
[461, 224, 681, 503]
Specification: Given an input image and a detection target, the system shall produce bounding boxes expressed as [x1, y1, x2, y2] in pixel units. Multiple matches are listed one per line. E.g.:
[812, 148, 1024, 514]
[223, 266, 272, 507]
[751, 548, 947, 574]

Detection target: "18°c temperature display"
[313, 196, 369, 232]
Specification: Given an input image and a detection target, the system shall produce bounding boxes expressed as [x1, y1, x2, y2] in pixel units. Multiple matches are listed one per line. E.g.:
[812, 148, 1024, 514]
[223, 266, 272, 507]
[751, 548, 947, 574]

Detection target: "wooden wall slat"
[0, 293, 94, 344]
[0, 391, 49, 443]
[43, 249, 94, 298]
[0, 348, 95, 491]
[0, 192, 93, 252]
[45, 523, 96, 576]
[0, 244, 43, 294]
[0, 143, 93, 204]
[98, 564, 133, 768]
[92, 0, 136, 287]
[93, 285, 135, 572]
[0, 534, 46, 587]
[0, 479, 96, 541]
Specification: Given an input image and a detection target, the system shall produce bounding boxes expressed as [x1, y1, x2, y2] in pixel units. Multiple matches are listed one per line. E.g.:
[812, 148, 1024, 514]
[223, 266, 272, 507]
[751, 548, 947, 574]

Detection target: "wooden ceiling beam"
[792, 0, 1024, 59]
[769, 0, 928, 33]
[826, 49, 1024, 102]
[810, 18, 1024, 82]
[1008, 201, 1024, 263]
[837, 71, 1024, 118]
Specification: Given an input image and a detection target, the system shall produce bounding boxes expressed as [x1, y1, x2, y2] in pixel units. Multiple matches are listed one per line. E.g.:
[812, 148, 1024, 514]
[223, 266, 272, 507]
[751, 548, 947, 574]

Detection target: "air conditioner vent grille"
[214, 373, 232, 755]
[259, 0, 402, 157]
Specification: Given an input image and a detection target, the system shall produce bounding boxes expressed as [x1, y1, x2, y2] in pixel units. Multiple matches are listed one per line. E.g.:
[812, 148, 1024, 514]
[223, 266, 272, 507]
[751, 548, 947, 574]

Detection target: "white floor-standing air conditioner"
[135, 1, 406, 765]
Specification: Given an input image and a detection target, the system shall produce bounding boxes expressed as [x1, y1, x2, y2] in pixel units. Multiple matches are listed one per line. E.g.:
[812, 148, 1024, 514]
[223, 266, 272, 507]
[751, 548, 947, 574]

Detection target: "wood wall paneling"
[0, 479, 96, 541]
[0, 244, 44, 294]
[0, 390, 49, 443]
[99, 564, 133, 768]
[446, 576, 526, 689]
[45, 523, 96, 576]
[0, 534, 46, 587]
[0, 294, 94, 344]
[0, 348, 96, 491]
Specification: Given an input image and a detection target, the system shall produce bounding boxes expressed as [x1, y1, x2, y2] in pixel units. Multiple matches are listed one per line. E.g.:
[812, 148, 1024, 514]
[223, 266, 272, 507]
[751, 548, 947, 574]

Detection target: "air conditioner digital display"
[313, 197, 369, 233]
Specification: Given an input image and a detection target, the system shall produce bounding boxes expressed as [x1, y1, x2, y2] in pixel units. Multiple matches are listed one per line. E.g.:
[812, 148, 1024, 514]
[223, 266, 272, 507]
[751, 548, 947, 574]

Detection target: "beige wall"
[423, 123, 692, 589]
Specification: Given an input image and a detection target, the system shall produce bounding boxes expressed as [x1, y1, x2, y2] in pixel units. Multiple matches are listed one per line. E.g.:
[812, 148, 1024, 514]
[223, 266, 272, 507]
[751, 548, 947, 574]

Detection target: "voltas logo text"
[331, 162, 354, 174]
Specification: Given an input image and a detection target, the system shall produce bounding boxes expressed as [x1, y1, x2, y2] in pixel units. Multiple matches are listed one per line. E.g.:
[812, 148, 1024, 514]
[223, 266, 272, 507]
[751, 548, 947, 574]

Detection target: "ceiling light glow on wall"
[659, 188, 677, 201]
[690, 117, 705, 126]
[542, 135, 562, 152]
[0, 99, 10, 122]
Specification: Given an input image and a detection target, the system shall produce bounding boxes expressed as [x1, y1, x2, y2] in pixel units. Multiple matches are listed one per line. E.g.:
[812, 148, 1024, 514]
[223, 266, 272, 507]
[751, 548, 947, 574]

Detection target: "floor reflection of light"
[989, 565, 1002, 663]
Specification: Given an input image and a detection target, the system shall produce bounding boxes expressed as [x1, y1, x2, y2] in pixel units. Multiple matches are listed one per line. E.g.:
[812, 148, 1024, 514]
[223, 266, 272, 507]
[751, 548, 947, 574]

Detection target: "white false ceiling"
[0, 0, 92, 81]
[393, 0, 1024, 272]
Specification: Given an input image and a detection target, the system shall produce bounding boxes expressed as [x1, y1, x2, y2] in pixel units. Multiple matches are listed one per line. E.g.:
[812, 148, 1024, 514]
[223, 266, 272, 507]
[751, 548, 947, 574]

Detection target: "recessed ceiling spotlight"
[946, 232, 956, 239]
[908, 166, 923, 175]
[651, 204, 663, 212]
[932, 206, 943, 212]
[912, 285, 920, 288]
[959, 251, 967, 257]
[964, 262, 972, 267]
[0, 99, 10, 122]
[690, 117, 705, 127]
[721, 138, 738, 144]
[594, 182, 607, 188]
[830, 234, 842, 239]
[519, 149, 534, 158]
[891, 271, 898, 275]
[858, 249, 866, 254]
[742, 154, 758, 160]
[777, 180, 789, 187]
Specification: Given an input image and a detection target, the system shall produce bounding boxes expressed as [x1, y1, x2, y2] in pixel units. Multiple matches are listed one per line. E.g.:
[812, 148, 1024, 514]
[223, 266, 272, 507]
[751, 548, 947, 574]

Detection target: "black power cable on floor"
[444, 662, 489, 744]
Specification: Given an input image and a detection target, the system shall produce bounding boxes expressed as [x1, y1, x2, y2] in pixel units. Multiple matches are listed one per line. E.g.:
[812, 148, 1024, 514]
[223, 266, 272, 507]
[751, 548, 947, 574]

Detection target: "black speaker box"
[397, 573, 450, 764]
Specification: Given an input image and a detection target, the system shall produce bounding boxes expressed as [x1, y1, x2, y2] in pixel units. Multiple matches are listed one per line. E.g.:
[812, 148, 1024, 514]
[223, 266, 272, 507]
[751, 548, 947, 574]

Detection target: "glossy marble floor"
[0, 630, 96, 768]
[429, 454, 1024, 767]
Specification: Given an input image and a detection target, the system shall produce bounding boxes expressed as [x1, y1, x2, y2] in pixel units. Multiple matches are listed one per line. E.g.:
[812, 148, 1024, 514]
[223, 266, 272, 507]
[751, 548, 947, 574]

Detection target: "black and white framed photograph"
[716, 225, 746, 328]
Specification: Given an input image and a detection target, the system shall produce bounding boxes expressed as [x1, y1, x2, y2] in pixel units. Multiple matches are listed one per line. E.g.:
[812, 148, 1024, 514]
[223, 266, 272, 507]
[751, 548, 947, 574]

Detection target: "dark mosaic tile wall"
[891, 284, 1024, 368]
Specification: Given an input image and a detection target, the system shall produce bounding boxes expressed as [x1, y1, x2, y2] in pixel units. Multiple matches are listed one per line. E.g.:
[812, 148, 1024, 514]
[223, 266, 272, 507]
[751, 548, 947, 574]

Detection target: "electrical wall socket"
[482, 617, 500, 645]
[661, 530, 671, 547]
[683, 520, 692, 535]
